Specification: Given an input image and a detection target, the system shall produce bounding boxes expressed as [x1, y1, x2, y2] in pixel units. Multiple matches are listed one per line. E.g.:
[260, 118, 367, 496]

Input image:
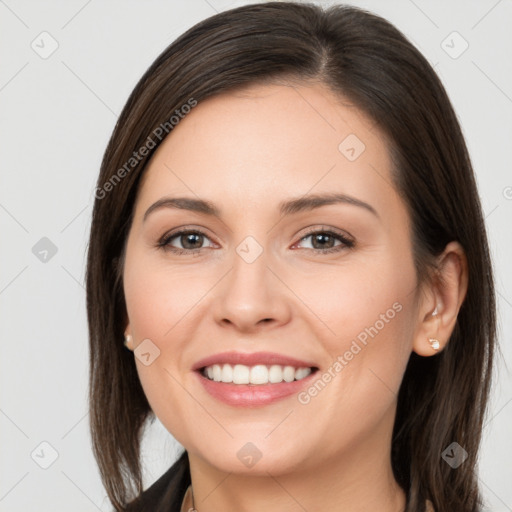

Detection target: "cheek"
[123, 252, 218, 438]
[304, 258, 413, 343]
[312, 254, 417, 391]
[290, 269, 416, 451]
[124, 253, 206, 341]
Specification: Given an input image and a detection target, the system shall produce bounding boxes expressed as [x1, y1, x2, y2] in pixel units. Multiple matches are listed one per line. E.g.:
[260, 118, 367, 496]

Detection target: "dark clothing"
[123, 451, 190, 512]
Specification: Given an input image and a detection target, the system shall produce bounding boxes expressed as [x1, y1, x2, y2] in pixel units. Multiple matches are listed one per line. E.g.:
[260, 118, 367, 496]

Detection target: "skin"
[122, 81, 468, 512]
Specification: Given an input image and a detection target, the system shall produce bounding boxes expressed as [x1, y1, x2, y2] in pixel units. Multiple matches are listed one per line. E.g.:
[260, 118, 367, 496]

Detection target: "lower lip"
[195, 370, 317, 407]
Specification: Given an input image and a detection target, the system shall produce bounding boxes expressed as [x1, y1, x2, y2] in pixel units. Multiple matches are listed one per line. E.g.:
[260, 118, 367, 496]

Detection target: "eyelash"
[157, 226, 355, 256]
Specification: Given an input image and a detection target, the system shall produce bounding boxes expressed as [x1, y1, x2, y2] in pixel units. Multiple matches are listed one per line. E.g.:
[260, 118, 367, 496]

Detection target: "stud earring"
[428, 337, 440, 350]
[124, 334, 133, 350]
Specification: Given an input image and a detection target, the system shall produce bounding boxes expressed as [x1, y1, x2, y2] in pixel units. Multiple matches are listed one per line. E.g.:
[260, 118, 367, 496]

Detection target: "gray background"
[1, 0, 511, 510]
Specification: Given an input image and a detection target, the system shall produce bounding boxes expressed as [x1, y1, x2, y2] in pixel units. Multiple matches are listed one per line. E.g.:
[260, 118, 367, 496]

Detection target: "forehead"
[135, 82, 399, 222]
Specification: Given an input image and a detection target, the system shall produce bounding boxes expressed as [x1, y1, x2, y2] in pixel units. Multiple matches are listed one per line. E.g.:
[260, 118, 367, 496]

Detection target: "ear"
[412, 241, 468, 356]
[124, 322, 134, 351]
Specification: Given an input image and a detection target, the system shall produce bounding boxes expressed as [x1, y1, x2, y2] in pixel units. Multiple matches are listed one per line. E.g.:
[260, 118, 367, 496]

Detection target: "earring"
[428, 338, 440, 350]
[124, 334, 133, 350]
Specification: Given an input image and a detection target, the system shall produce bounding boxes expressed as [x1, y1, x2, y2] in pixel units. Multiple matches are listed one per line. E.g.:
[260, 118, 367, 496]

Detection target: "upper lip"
[192, 351, 318, 371]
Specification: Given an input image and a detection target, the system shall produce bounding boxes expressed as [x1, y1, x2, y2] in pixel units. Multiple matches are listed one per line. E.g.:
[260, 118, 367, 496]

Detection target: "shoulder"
[123, 452, 190, 512]
[123, 464, 177, 512]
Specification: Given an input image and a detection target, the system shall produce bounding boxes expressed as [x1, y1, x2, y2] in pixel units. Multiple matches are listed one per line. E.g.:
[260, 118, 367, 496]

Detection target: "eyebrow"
[143, 192, 379, 222]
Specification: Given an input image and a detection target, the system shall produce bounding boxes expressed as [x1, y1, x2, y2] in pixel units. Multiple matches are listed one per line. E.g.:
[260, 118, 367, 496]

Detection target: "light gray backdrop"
[1, 0, 511, 510]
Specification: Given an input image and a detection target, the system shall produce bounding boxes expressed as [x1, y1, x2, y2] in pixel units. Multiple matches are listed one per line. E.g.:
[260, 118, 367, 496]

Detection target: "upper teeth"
[203, 364, 312, 385]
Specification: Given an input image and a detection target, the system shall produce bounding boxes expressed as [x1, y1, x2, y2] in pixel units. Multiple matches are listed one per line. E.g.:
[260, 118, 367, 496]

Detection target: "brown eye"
[158, 229, 214, 254]
[295, 229, 355, 254]
[178, 232, 204, 249]
[309, 232, 337, 249]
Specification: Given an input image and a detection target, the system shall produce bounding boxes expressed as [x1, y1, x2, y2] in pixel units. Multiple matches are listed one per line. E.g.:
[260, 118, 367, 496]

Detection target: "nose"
[212, 244, 292, 333]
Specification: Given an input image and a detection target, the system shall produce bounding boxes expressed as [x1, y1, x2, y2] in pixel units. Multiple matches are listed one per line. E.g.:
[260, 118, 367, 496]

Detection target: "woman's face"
[123, 82, 423, 476]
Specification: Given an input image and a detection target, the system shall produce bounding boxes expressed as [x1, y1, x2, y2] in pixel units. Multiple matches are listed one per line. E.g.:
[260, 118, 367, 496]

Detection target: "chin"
[191, 440, 311, 476]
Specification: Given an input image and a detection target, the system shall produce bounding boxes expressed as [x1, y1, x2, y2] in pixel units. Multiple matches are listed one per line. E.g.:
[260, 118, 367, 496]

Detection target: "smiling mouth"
[199, 363, 318, 385]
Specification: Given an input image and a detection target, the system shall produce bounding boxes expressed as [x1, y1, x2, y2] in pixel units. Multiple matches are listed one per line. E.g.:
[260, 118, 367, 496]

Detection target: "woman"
[86, 2, 496, 511]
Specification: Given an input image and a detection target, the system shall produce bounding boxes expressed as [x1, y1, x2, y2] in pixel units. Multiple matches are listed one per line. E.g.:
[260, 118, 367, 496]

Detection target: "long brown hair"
[86, 3, 496, 511]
